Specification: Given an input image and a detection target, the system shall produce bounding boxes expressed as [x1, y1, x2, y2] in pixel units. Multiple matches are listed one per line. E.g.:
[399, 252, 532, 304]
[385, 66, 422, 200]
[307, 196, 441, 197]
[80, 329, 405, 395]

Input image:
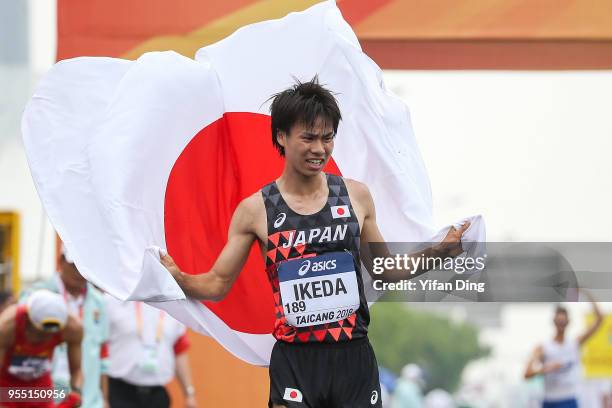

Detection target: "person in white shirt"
[524, 290, 603, 408]
[105, 297, 197, 408]
[24, 248, 110, 408]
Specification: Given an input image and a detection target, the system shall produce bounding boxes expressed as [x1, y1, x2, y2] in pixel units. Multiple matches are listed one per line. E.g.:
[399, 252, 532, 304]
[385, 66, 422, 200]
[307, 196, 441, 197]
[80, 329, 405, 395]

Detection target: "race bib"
[8, 355, 51, 381]
[278, 251, 360, 327]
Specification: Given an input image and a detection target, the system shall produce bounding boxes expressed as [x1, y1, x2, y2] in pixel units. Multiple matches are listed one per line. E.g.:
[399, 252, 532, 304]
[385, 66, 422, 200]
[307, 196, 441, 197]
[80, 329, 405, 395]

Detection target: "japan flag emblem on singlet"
[283, 387, 303, 402]
[331, 205, 349, 219]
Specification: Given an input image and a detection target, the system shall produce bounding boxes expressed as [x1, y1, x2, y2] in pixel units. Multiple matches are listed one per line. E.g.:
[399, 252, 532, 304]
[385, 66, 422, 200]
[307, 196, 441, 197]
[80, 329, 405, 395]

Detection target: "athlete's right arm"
[161, 196, 260, 302]
[524, 345, 543, 378]
[524, 345, 562, 378]
[0, 305, 17, 364]
[577, 289, 603, 346]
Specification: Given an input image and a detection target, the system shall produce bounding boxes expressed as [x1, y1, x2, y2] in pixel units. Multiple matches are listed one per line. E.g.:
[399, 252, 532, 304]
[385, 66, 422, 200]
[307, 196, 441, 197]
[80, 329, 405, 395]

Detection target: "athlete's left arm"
[64, 315, 84, 392]
[578, 289, 603, 346]
[348, 180, 468, 282]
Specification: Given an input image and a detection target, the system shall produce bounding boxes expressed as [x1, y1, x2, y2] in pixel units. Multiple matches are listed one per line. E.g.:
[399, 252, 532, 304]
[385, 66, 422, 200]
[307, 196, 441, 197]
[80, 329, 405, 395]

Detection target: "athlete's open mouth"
[306, 159, 324, 165]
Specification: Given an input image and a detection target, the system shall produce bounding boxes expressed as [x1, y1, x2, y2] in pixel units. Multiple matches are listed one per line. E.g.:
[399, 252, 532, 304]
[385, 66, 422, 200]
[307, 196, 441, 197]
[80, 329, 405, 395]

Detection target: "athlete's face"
[278, 118, 335, 176]
[60, 257, 87, 293]
[26, 317, 60, 339]
[554, 311, 569, 331]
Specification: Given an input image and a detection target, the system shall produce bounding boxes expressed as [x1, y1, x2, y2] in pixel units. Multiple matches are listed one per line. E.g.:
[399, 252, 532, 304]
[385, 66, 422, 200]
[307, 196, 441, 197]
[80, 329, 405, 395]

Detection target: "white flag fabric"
[22, 1, 485, 366]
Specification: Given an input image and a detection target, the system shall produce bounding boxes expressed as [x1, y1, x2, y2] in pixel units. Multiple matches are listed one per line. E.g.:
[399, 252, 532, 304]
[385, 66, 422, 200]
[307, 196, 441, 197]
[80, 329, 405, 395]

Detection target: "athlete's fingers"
[442, 226, 457, 243]
[160, 253, 175, 267]
[457, 221, 471, 235]
[160, 254, 182, 279]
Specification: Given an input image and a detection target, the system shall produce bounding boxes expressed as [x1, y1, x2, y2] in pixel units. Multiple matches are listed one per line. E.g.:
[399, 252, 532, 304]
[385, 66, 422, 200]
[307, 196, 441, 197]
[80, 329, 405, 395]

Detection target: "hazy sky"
[384, 70, 612, 242]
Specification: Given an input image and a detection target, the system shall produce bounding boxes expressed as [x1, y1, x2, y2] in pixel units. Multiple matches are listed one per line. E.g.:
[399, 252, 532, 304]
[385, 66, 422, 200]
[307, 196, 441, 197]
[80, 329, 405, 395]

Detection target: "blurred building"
[1, 0, 58, 293]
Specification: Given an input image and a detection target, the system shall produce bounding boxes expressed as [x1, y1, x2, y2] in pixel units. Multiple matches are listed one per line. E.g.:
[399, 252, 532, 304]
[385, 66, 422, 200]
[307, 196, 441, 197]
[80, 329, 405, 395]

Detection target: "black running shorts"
[268, 337, 382, 408]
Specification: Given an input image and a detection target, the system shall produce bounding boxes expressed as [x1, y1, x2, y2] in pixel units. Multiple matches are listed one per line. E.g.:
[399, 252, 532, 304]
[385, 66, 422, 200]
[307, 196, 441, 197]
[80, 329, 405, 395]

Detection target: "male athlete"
[524, 291, 603, 408]
[161, 78, 468, 407]
[0, 290, 83, 408]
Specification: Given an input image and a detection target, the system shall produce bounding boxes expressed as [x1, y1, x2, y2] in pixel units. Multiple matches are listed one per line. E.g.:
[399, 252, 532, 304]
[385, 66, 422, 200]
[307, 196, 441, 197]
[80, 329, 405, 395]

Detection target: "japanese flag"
[22, 1, 485, 366]
[331, 205, 350, 219]
[283, 388, 303, 402]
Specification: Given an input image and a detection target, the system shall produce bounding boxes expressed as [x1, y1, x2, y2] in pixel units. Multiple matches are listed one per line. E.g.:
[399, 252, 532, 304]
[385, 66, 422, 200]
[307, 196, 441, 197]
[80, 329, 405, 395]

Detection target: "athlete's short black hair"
[269, 76, 341, 156]
[554, 305, 568, 316]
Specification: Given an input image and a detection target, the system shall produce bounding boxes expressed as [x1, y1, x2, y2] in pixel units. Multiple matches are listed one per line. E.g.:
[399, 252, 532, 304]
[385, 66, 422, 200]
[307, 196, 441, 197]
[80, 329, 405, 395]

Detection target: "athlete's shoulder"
[0, 304, 18, 325]
[231, 191, 266, 235]
[0, 304, 18, 347]
[343, 178, 373, 204]
[533, 343, 545, 355]
[237, 191, 266, 216]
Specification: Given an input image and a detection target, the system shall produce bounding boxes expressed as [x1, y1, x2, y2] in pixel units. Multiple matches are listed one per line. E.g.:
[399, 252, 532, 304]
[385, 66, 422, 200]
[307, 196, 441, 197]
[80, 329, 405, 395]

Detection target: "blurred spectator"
[0, 290, 83, 408]
[524, 291, 603, 408]
[381, 383, 391, 408]
[0, 290, 15, 313]
[392, 363, 425, 408]
[579, 379, 612, 408]
[24, 247, 110, 408]
[424, 389, 456, 408]
[380, 365, 398, 394]
[379, 366, 398, 408]
[105, 298, 197, 408]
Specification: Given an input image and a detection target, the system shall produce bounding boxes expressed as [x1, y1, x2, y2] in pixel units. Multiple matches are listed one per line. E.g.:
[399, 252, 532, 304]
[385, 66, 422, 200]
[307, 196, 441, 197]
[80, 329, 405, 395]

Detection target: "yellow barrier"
[0, 212, 20, 294]
[582, 313, 612, 378]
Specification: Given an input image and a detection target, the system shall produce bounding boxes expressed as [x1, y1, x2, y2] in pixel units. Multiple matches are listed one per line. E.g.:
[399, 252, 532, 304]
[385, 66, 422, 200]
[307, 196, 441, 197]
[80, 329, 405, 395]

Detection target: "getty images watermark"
[364, 242, 612, 302]
[370, 253, 487, 294]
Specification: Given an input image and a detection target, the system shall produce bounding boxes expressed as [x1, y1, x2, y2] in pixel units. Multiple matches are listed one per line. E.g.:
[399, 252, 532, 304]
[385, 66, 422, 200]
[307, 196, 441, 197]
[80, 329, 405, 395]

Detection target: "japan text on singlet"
[262, 173, 370, 343]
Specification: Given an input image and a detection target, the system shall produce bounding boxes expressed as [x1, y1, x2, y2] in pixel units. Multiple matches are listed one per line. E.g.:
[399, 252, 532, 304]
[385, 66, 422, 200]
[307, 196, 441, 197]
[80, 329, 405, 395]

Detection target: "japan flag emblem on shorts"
[331, 205, 350, 219]
[283, 387, 303, 402]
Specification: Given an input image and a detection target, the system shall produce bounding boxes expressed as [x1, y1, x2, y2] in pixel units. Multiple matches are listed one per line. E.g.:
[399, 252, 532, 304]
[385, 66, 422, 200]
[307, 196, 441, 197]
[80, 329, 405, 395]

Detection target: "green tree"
[369, 303, 489, 392]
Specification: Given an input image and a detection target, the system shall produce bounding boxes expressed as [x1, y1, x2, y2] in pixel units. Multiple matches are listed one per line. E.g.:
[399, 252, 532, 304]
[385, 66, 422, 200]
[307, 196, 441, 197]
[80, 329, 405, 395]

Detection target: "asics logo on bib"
[281, 225, 347, 249]
[298, 259, 337, 276]
[274, 212, 286, 228]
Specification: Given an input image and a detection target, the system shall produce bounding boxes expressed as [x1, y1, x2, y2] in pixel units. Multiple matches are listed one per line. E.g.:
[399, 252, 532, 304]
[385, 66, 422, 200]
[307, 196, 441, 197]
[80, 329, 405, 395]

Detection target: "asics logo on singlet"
[274, 212, 287, 228]
[370, 390, 379, 405]
[298, 259, 337, 276]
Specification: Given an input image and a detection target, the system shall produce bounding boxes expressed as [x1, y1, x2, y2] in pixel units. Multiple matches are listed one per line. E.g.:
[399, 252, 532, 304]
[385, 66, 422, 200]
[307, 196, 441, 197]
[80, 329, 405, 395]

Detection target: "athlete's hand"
[56, 391, 82, 408]
[160, 252, 182, 281]
[542, 361, 563, 374]
[437, 222, 470, 258]
[185, 395, 198, 408]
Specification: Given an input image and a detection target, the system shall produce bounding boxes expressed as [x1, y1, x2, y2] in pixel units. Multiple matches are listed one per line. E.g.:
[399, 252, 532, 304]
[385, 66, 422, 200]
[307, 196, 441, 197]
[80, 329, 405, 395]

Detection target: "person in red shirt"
[0, 290, 83, 408]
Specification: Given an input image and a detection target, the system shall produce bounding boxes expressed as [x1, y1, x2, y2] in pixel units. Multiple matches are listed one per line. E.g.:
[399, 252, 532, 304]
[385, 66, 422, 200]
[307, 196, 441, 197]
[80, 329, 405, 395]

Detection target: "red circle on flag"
[337, 207, 345, 215]
[164, 112, 342, 334]
[290, 391, 298, 399]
